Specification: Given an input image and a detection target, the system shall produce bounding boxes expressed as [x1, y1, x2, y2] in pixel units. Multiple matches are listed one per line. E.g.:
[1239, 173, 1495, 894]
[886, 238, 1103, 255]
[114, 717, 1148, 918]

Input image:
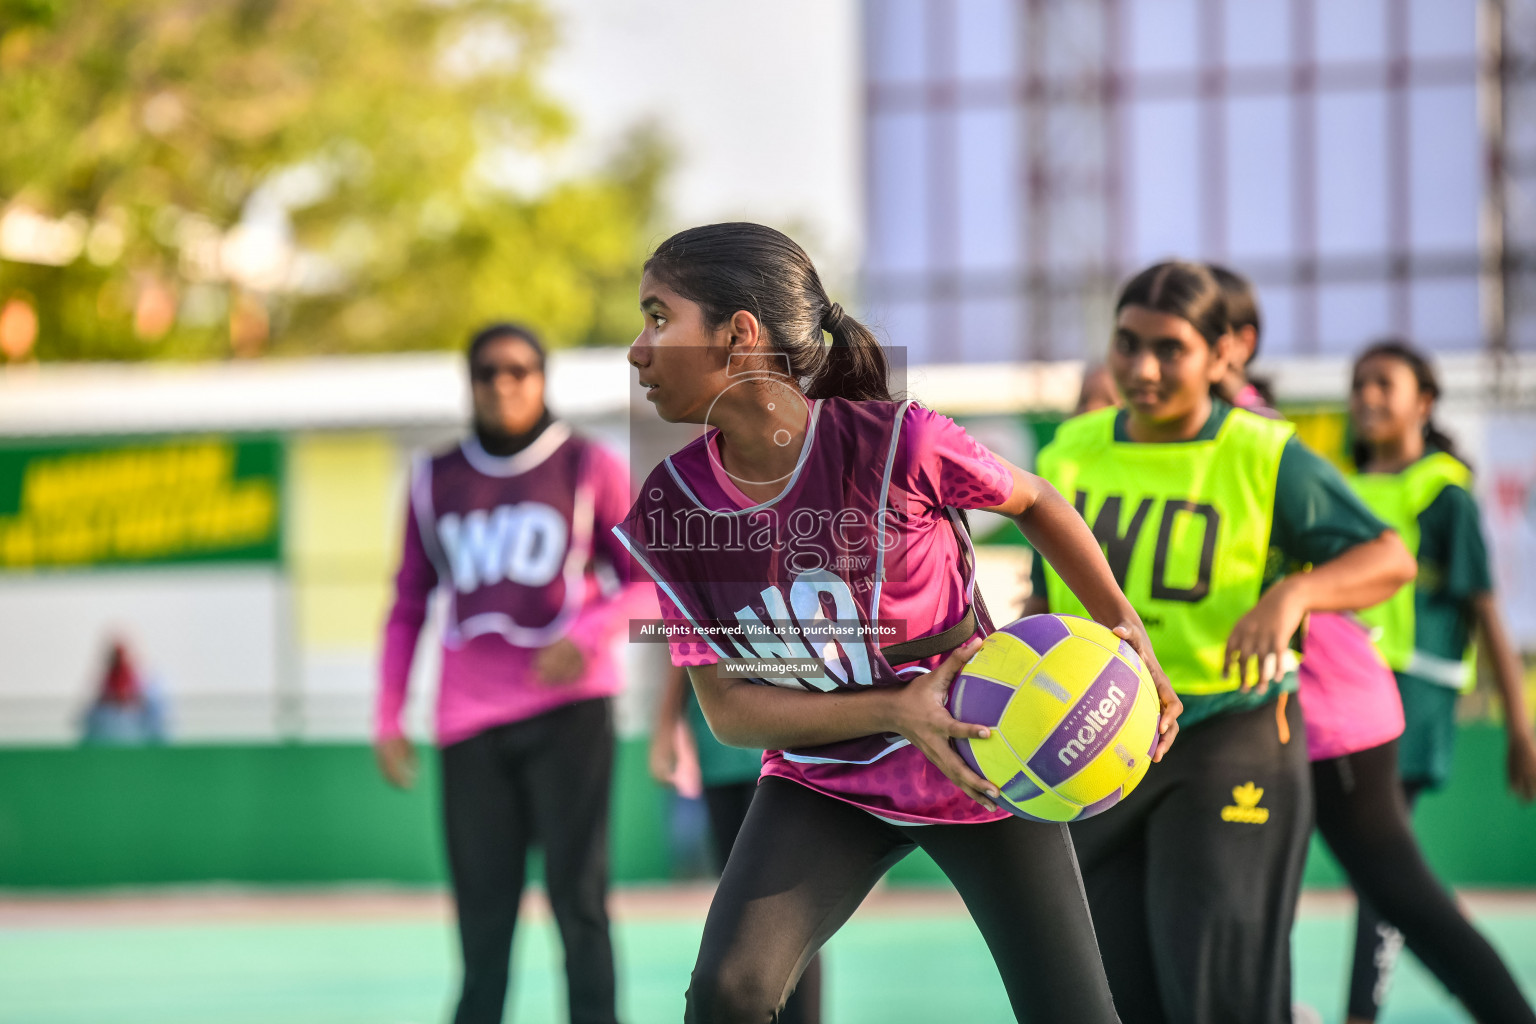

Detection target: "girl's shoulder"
[1220, 403, 1296, 443]
[634, 432, 712, 499]
[1405, 451, 1474, 510]
[1420, 473, 1480, 524]
[1038, 406, 1117, 459]
[821, 395, 911, 426]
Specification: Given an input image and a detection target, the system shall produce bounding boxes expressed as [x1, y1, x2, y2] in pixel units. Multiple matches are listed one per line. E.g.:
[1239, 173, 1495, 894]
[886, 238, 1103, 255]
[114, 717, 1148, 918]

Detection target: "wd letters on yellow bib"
[1038, 403, 1293, 698]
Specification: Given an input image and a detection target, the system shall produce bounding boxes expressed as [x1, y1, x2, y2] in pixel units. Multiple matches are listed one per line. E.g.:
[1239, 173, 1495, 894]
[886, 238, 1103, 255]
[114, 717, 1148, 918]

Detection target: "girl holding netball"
[1337, 340, 1536, 1023]
[1023, 261, 1417, 1024]
[616, 222, 1179, 1024]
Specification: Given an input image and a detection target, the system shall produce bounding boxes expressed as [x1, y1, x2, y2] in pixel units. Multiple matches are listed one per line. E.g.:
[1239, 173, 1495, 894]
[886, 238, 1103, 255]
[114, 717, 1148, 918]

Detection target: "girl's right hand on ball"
[886, 638, 1000, 812]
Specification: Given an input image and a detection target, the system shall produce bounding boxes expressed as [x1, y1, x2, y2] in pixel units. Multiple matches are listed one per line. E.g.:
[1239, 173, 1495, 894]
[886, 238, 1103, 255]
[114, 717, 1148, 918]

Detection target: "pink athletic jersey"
[615, 397, 1014, 825]
[1229, 386, 1405, 759]
[376, 424, 642, 748]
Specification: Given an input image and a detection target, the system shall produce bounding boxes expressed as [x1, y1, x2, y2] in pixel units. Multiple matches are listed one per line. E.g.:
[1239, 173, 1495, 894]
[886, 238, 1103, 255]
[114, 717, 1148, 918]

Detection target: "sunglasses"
[471, 363, 541, 384]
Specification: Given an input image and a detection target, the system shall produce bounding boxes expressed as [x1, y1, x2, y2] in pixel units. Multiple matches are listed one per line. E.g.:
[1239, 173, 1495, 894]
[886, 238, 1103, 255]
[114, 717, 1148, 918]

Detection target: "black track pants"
[1316, 740, 1536, 1023]
[685, 775, 1119, 1024]
[1069, 694, 1312, 1024]
[441, 697, 618, 1024]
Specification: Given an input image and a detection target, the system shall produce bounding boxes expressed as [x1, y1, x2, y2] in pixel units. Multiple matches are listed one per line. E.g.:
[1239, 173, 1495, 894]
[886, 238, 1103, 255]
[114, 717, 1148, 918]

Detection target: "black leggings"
[686, 775, 1119, 1024]
[701, 782, 757, 874]
[440, 698, 618, 1024]
[1313, 740, 1536, 1023]
[702, 782, 822, 1024]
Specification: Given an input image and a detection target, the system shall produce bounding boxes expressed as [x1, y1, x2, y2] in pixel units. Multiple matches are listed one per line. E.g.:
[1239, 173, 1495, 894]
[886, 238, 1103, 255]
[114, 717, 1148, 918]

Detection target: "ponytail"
[1423, 421, 1464, 466]
[645, 223, 894, 404]
[1350, 339, 1470, 472]
[806, 302, 893, 402]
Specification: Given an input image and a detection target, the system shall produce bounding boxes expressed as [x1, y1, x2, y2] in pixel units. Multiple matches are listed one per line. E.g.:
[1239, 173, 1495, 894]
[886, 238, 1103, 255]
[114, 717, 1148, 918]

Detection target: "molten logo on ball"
[1057, 684, 1128, 767]
[948, 613, 1162, 823]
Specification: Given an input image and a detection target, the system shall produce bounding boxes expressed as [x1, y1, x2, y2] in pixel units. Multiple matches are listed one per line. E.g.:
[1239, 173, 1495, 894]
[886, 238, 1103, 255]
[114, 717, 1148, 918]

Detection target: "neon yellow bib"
[1036, 407, 1294, 695]
[1348, 452, 1474, 689]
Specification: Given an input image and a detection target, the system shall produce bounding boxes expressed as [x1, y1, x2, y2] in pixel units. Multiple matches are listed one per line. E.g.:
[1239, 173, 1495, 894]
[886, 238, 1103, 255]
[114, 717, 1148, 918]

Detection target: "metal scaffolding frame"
[862, 0, 1532, 364]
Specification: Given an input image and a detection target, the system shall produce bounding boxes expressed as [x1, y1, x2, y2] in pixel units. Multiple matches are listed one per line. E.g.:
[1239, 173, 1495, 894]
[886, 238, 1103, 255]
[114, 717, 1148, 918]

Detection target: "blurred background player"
[1206, 264, 1275, 411]
[648, 661, 823, 1024]
[1025, 261, 1416, 1024]
[79, 637, 170, 745]
[374, 322, 639, 1024]
[1075, 364, 1120, 416]
[619, 222, 1179, 1024]
[1340, 340, 1536, 1024]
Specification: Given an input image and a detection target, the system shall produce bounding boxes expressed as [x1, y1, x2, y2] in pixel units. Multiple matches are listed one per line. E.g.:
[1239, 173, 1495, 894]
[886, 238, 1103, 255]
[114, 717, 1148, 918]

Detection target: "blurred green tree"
[0, 0, 664, 360]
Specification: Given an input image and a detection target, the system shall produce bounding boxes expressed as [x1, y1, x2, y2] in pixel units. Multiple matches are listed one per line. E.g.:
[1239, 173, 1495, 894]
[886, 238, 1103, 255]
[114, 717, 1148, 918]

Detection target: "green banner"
[0, 435, 283, 570]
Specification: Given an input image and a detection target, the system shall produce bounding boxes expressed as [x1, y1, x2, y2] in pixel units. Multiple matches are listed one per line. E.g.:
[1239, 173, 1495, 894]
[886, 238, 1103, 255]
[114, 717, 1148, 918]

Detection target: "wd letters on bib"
[413, 423, 600, 649]
[1038, 405, 1296, 696]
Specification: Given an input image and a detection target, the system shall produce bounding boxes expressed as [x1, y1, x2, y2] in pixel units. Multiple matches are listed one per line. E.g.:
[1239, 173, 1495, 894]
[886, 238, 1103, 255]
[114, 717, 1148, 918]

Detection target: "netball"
[949, 615, 1161, 823]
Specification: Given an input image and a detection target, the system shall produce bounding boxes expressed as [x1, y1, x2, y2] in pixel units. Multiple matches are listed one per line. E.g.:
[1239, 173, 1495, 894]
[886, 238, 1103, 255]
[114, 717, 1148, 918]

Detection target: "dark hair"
[1115, 261, 1229, 348]
[1206, 264, 1262, 351]
[468, 322, 545, 371]
[1206, 263, 1276, 405]
[644, 222, 892, 402]
[1350, 339, 1466, 471]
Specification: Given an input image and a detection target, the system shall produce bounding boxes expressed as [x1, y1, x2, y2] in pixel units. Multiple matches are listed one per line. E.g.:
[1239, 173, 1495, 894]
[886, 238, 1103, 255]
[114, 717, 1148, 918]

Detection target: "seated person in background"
[80, 639, 169, 745]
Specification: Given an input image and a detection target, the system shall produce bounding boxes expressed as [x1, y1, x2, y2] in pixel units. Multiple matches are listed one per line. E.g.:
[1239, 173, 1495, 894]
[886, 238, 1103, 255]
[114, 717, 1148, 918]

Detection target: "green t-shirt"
[1406, 477, 1491, 668]
[1030, 399, 1389, 727]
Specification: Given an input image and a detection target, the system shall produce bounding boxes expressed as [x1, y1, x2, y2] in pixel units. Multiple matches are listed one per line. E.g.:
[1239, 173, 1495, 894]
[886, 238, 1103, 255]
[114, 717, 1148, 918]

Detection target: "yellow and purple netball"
[947, 614, 1160, 822]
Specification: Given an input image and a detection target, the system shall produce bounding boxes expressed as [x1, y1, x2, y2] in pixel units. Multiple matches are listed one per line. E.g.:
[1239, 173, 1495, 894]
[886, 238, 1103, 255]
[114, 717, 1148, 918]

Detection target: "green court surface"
[1, 889, 1532, 1024]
